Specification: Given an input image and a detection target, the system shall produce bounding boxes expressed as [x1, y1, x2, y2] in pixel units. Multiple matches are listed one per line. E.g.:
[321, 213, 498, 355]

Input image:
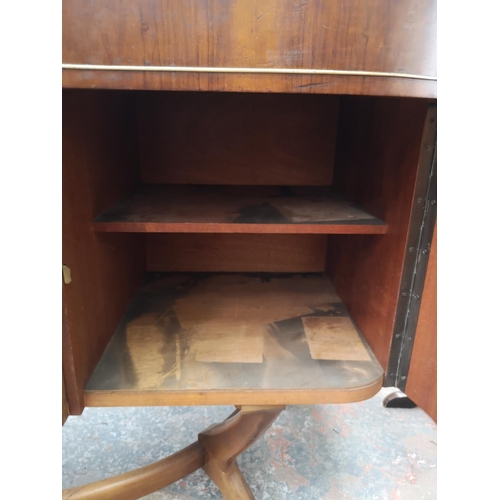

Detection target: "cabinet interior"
[62, 89, 428, 412]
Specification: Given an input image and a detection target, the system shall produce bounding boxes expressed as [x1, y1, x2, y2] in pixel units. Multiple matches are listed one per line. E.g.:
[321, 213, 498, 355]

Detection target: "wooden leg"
[62, 405, 284, 500]
[62, 442, 205, 500]
[199, 405, 285, 500]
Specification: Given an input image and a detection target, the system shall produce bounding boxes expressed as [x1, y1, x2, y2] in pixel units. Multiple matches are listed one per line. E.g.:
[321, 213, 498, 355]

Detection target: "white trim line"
[62, 63, 437, 81]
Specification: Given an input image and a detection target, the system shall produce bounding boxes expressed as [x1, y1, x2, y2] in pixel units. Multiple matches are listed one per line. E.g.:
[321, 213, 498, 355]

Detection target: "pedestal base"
[62, 405, 285, 500]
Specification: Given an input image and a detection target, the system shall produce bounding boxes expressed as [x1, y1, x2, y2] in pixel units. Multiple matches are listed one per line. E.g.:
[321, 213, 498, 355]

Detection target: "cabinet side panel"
[147, 234, 327, 273]
[62, 90, 145, 412]
[137, 92, 338, 186]
[326, 97, 428, 370]
[406, 225, 437, 422]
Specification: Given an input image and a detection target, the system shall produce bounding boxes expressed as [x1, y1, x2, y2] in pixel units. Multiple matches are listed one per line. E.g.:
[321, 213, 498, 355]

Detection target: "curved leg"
[199, 405, 285, 500]
[62, 442, 204, 500]
[62, 405, 284, 500]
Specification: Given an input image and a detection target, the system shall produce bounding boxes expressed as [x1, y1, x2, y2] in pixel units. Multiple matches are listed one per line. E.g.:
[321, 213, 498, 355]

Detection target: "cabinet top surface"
[62, 0, 436, 97]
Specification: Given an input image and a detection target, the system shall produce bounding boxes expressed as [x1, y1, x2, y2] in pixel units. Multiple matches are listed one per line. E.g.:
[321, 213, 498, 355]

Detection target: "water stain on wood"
[93, 185, 386, 229]
[86, 273, 382, 395]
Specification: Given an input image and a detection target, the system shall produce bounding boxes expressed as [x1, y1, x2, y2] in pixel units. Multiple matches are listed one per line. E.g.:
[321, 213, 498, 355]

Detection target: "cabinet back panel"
[62, 90, 145, 413]
[137, 92, 338, 185]
[327, 97, 429, 371]
[146, 234, 326, 273]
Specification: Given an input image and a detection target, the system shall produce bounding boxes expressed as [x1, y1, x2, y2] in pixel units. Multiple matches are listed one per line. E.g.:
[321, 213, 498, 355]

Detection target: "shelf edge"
[91, 222, 388, 235]
[84, 376, 384, 407]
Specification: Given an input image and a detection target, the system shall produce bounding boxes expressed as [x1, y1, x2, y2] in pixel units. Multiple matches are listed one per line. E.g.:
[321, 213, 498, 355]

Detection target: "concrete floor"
[62, 388, 437, 499]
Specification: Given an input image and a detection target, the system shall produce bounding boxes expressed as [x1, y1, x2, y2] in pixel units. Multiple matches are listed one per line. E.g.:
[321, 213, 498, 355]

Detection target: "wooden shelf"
[84, 272, 384, 406]
[92, 185, 387, 234]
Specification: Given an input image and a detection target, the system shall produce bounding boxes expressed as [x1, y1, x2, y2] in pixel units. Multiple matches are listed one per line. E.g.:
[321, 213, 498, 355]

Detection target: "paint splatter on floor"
[62, 388, 436, 499]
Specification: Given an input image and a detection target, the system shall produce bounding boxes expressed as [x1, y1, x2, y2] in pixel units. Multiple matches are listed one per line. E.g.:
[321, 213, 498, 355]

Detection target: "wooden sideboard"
[62, 1, 437, 496]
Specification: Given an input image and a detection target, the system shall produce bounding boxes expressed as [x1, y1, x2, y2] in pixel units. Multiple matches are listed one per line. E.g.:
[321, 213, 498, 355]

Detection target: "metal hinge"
[385, 103, 437, 389]
[62, 265, 72, 284]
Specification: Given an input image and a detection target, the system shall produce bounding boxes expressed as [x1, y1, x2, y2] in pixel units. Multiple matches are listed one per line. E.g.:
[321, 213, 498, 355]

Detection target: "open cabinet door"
[405, 225, 437, 421]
